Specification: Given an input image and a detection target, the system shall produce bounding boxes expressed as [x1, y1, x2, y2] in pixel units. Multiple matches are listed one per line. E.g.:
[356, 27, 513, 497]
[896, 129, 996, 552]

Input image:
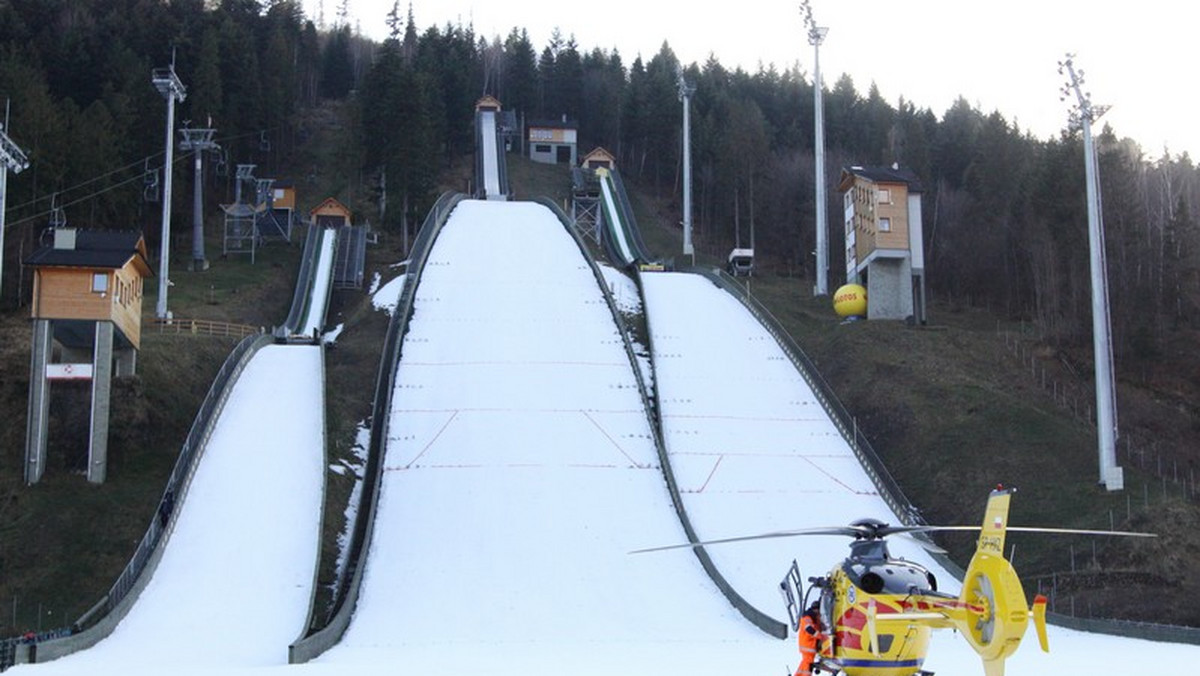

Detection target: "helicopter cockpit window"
[843, 561, 936, 596]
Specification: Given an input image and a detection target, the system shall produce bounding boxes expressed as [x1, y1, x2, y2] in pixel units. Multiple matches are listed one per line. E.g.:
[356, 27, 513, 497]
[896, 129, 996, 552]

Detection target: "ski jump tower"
[24, 229, 152, 484]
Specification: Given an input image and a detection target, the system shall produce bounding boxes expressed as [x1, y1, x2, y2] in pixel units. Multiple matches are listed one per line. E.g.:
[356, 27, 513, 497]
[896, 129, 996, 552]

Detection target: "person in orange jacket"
[795, 601, 827, 676]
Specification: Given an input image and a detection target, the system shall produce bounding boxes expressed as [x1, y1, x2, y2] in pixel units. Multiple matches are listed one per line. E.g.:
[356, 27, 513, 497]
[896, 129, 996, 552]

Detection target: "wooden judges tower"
[24, 228, 152, 484]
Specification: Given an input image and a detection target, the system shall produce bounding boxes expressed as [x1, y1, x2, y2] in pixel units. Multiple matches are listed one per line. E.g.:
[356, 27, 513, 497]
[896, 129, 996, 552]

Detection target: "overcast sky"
[308, 0, 1197, 159]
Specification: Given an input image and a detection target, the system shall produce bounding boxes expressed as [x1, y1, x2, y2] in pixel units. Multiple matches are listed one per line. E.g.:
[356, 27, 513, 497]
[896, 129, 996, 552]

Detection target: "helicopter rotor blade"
[896, 532, 948, 555]
[1005, 526, 1157, 538]
[630, 523, 1156, 555]
[882, 525, 1156, 539]
[629, 526, 864, 554]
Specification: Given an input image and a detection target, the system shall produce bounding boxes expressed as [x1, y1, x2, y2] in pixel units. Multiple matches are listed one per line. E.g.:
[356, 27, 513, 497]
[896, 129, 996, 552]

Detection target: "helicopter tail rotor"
[947, 487, 1041, 676]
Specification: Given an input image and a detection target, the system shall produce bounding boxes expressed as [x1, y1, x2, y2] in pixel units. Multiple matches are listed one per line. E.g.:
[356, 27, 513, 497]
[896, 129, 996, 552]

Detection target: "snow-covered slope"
[16, 346, 325, 674]
[313, 199, 781, 674]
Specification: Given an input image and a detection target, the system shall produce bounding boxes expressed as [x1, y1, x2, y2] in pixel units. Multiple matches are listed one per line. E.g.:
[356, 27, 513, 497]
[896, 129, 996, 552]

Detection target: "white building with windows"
[528, 117, 578, 165]
[837, 164, 926, 322]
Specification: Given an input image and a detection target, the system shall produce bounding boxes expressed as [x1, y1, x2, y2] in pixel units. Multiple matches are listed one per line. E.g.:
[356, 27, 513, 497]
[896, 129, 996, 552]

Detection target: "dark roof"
[843, 165, 924, 193]
[25, 230, 149, 270]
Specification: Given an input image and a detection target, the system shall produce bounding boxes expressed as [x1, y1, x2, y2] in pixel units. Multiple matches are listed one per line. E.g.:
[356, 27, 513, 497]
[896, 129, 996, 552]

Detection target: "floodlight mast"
[801, 1, 829, 296]
[1059, 54, 1122, 491]
[0, 102, 31, 302]
[678, 68, 696, 259]
[152, 60, 187, 319]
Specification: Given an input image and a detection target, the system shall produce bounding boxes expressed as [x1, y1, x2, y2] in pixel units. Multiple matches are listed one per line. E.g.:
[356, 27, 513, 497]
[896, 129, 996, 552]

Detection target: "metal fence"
[1001, 328, 1197, 504]
[150, 317, 262, 339]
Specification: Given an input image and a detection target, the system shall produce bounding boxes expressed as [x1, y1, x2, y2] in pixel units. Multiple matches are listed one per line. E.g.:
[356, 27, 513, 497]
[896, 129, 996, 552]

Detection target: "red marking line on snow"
[693, 455, 724, 494]
[801, 456, 873, 494]
[384, 463, 631, 472]
[662, 413, 822, 423]
[673, 450, 847, 459]
[394, 407, 643, 415]
[404, 410, 459, 469]
[400, 360, 626, 368]
[581, 410, 645, 468]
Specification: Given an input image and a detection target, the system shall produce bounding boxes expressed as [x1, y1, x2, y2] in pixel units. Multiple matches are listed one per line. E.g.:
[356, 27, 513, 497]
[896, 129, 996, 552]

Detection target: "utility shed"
[475, 95, 502, 112]
[24, 228, 153, 484]
[310, 197, 352, 229]
[580, 147, 616, 170]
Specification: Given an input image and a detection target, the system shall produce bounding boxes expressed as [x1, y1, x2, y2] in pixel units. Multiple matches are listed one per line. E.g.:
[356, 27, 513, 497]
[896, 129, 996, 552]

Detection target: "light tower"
[677, 67, 696, 259]
[179, 126, 218, 271]
[801, 0, 830, 296]
[152, 58, 187, 319]
[1059, 54, 1123, 491]
[0, 103, 31, 301]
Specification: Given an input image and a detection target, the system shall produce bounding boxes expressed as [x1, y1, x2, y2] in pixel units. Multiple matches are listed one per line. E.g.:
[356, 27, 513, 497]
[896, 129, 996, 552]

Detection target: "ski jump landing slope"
[16, 346, 325, 675]
[641, 271, 1199, 674]
[312, 200, 782, 675]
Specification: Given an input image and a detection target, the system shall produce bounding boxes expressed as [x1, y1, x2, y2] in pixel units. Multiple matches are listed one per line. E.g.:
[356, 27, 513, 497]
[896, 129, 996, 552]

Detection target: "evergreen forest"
[1, 0, 1199, 409]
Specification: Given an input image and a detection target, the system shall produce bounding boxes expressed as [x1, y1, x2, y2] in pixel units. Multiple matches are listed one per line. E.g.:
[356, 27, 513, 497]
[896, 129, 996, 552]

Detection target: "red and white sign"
[46, 363, 94, 381]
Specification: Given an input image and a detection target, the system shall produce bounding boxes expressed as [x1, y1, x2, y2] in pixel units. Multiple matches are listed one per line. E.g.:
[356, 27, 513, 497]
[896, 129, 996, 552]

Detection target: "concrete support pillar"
[89, 321, 113, 484]
[25, 319, 52, 484]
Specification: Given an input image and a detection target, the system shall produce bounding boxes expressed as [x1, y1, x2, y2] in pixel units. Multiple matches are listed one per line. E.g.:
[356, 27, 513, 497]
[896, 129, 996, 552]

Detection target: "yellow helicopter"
[636, 486, 1155, 676]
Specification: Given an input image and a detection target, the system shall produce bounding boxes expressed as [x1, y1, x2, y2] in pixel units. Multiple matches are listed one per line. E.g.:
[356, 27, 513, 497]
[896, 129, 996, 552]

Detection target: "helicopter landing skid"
[812, 658, 842, 675]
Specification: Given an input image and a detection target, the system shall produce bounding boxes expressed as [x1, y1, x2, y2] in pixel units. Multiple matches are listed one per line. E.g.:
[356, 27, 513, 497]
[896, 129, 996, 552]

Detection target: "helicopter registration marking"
[980, 535, 1002, 553]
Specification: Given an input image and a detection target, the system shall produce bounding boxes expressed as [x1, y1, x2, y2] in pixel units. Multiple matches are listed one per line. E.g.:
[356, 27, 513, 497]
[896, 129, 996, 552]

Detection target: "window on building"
[877, 188, 892, 204]
[879, 217, 892, 232]
[535, 144, 552, 153]
[92, 272, 108, 294]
